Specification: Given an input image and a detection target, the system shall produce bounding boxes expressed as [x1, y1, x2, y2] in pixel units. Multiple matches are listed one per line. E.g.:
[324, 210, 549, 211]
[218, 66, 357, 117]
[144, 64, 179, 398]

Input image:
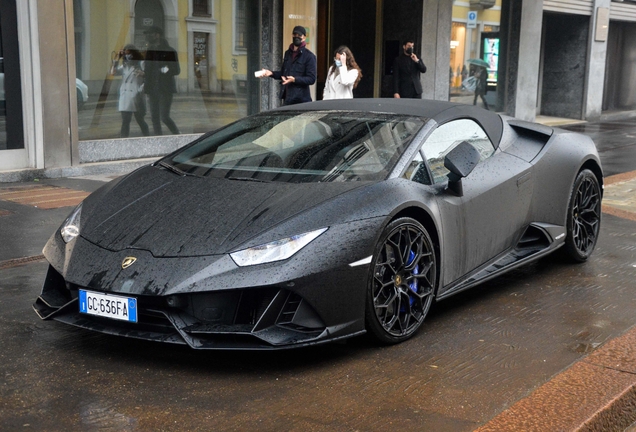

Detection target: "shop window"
[234, 0, 246, 52]
[450, 22, 467, 95]
[72, 0, 258, 142]
[193, 0, 211, 17]
[449, 0, 503, 111]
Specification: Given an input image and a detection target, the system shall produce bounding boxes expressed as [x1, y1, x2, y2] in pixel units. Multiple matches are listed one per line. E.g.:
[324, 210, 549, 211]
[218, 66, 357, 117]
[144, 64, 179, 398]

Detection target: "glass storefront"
[0, 0, 23, 151]
[282, 0, 317, 101]
[73, 0, 258, 141]
[449, 1, 502, 111]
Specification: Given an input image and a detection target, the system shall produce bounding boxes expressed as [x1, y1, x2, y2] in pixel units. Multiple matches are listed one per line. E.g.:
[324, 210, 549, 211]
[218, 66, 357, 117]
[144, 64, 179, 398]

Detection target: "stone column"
[512, 0, 543, 121]
[584, 0, 610, 121]
[37, 0, 77, 167]
[420, 0, 453, 101]
[260, 0, 283, 111]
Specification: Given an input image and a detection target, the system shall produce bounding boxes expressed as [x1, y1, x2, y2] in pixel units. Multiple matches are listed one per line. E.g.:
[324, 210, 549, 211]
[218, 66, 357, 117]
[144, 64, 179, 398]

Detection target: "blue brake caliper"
[401, 250, 419, 311]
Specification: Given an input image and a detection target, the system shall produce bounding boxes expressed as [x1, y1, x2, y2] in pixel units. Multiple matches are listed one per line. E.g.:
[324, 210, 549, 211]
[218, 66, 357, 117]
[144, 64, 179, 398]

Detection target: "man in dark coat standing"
[144, 26, 180, 135]
[393, 40, 427, 99]
[261, 26, 317, 105]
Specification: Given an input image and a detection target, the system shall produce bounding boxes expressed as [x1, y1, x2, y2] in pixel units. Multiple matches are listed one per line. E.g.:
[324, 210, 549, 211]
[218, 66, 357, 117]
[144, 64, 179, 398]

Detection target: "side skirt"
[437, 223, 565, 301]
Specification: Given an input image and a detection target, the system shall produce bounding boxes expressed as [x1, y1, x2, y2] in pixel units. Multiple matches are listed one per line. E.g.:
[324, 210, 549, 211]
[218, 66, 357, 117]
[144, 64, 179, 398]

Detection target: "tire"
[563, 169, 601, 263]
[365, 217, 437, 344]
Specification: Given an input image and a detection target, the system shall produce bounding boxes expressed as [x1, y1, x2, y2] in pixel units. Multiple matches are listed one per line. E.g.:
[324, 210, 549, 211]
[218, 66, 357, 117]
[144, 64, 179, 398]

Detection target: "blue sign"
[468, 11, 477, 29]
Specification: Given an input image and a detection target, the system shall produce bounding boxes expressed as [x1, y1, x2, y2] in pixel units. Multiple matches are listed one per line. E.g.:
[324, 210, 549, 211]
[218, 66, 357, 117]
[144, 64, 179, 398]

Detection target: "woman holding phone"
[323, 46, 362, 100]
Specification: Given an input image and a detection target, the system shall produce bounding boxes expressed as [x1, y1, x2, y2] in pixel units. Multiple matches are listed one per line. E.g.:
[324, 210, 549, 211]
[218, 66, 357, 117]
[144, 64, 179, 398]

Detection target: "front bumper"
[34, 264, 365, 350]
[33, 218, 383, 349]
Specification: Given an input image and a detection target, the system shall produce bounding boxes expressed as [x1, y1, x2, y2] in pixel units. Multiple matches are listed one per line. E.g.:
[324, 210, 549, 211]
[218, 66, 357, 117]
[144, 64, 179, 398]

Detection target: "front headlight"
[230, 227, 328, 267]
[60, 203, 82, 243]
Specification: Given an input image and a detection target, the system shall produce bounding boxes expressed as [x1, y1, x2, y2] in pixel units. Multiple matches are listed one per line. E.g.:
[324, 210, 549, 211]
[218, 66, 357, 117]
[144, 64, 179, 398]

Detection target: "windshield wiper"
[227, 176, 269, 183]
[157, 161, 195, 177]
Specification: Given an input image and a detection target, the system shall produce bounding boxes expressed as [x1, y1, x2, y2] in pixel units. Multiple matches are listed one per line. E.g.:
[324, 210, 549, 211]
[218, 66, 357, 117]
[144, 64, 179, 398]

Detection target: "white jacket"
[323, 65, 359, 99]
[112, 61, 145, 112]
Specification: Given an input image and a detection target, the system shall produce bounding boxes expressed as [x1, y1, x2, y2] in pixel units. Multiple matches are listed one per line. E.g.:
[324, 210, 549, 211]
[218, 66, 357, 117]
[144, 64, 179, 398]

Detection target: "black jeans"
[147, 92, 180, 135]
[120, 111, 150, 138]
[473, 93, 489, 110]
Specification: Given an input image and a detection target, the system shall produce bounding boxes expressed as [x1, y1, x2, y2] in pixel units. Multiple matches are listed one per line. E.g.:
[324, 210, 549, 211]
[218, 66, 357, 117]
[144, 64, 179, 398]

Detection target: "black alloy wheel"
[366, 217, 437, 344]
[563, 169, 601, 262]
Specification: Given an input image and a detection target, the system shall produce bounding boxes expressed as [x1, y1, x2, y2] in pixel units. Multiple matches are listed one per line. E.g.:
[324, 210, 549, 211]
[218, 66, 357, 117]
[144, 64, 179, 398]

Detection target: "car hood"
[80, 165, 370, 257]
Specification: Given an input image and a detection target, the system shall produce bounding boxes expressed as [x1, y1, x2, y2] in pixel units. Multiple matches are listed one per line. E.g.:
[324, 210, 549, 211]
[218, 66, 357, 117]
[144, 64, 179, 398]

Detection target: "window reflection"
[449, 1, 502, 111]
[74, 0, 254, 141]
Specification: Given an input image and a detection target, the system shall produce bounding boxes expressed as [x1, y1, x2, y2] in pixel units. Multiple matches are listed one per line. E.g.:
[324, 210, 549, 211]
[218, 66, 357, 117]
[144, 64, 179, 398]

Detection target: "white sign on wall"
[467, 11, 477, 29]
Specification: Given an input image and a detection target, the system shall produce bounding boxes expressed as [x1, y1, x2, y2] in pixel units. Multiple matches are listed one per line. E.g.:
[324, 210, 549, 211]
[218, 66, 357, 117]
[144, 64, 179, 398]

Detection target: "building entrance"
[316, 0, 424, 100]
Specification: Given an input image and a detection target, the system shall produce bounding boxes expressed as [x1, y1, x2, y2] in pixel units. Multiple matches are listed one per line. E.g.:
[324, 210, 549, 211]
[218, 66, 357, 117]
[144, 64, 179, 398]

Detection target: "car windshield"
[163, 111, 425, 183]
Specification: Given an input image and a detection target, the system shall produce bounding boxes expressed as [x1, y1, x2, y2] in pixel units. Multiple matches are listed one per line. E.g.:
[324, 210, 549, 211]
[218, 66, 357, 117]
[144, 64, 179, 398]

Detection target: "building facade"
[1, 0, 636, 177]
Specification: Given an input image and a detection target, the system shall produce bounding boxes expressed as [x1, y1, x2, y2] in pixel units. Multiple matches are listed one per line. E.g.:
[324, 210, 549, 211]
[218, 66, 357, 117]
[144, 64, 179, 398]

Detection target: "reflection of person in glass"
[143, 26, 180, 135]
[260, 26, 317, 105]
[110, 44, 149, 138]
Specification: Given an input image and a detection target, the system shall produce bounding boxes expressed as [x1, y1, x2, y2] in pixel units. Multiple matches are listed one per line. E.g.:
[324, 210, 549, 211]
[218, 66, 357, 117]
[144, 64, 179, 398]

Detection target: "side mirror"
[444, 141, 480, 196]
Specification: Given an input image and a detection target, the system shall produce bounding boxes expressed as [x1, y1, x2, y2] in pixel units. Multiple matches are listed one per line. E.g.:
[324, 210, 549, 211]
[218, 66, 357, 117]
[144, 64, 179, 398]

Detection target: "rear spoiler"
[507, 119, 553, 138]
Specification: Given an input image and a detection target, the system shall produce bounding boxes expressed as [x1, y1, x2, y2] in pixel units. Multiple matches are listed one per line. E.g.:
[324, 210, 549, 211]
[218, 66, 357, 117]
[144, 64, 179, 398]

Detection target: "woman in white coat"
[110, 44, 150, 137]
[323, 46, 362, 100]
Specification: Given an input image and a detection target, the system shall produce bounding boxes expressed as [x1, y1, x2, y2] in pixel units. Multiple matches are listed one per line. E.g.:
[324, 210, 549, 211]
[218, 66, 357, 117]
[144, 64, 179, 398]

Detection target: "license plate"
[79, 290, 138, 323]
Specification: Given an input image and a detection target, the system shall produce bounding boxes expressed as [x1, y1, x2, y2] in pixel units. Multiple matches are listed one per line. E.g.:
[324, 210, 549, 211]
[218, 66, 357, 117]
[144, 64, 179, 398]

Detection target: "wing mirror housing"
[444, 141, 480, 196]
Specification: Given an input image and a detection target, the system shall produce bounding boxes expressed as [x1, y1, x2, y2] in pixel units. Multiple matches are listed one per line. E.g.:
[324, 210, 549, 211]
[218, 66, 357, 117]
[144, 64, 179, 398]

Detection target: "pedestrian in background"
[392, 39, 427, 99]
[323, 46, 362, 100]
[260, 26, 317, 105]
[143, 26, 180, 135]
[110, 44, 149, 138]
[473, 65, 489, 110]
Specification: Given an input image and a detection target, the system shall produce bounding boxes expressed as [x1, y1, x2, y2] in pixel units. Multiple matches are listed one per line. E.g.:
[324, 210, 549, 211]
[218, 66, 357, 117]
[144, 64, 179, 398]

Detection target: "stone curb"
[476, 325, 636, 431]
[477, 170, 636, 431]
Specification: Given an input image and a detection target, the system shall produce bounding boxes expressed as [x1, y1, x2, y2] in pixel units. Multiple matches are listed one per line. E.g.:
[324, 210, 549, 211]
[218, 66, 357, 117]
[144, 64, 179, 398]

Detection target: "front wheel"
[563, 169, 601, 262]
[365, 217, 437, 344]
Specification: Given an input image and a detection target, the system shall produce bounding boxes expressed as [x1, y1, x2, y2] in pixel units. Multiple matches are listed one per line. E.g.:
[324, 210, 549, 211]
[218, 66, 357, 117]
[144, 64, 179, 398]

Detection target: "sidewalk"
[478, 169, 636, 432]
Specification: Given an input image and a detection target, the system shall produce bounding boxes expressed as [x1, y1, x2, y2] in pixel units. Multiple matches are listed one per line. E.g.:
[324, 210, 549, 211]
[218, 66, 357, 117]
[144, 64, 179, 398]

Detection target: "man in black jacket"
[261, 26, 317, 105]
[144, 26, 180, 135]
[392, 40, 427, 99]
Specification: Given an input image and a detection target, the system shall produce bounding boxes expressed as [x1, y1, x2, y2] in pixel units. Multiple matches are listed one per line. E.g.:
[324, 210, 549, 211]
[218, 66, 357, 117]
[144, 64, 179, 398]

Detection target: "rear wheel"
[365, 217, 437, 344]
[563, 169, 601, 262]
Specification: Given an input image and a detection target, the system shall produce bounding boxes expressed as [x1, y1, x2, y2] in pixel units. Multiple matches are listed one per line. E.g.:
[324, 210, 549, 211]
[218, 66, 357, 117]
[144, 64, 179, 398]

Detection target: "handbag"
[462, 76, 477, 93]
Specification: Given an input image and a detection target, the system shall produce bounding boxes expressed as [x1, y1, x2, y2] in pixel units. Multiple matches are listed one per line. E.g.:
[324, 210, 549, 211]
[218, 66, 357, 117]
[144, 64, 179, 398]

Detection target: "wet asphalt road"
[1, 119, 636, 431]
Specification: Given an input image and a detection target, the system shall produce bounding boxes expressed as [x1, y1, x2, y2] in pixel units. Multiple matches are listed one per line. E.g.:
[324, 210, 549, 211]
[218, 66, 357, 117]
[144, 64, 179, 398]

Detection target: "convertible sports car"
[33, 99, 603, 349]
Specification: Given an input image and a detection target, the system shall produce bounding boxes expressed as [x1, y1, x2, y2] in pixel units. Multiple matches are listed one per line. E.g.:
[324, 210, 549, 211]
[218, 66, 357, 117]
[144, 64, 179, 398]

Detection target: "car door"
[412, 119, 534, 291]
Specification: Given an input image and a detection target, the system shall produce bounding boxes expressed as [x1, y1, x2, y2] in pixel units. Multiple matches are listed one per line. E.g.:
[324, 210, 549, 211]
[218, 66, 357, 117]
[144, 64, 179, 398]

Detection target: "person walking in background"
[260, 26, 316, 105]
[393, 39, 427, 99]
[143, 26, 180, 135]
[323, 46, 361, 100]
[110, 44, 149, 138]
[473, 65, 489, 110]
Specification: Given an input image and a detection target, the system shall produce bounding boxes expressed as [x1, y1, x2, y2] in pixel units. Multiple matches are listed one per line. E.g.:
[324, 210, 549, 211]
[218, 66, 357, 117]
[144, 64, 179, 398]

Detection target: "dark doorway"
[603, 22, 636, 111]
[381, 0, 423, 97]
[317, 0, 377, 99]
[540, 12, 588, 119]
[317, 0, 423, 99]
[134, 0, 165, 50]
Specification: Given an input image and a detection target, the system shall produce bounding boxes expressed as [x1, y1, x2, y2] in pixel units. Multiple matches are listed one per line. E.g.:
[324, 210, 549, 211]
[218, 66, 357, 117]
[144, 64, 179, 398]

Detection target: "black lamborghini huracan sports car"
[34, 99, 603, 349]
